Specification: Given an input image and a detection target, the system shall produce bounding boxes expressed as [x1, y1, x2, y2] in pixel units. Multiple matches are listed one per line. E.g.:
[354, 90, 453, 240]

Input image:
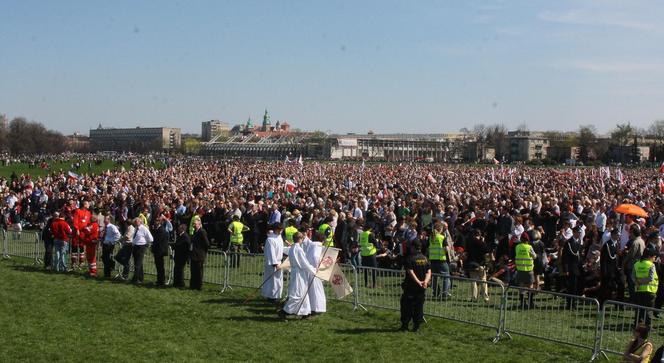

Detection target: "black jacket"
[561, 237, 582, 276]
[191, 227, 210, 262]
[151, 225, 170, 256]
[174, 232, 191, 263]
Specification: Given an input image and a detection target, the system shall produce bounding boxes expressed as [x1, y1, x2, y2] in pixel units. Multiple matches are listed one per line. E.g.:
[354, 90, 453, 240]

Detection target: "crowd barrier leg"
[2, 229, 8, 259]
[221, 252, 232, 293]
[352, 267, 366, 311]
[34, 233, 42, 265]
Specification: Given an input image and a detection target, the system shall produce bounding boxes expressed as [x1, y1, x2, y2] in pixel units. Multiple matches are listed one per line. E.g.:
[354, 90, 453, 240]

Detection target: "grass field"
[0, 159, 133, 179]
[0, 257, 595, 363]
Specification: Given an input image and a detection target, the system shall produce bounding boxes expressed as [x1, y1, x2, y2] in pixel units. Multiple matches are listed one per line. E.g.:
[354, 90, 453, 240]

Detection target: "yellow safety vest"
[230, 221, 244, 245]
[318, 223, 334, 247]
[515, 243, 534, 272]
[635, 260, 659, 294]
[428, 233, 447, 261]
[359, 230, 376, 257]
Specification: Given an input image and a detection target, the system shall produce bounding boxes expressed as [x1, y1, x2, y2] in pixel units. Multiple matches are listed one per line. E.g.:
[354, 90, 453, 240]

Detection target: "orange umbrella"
[614, 204, 648, 218]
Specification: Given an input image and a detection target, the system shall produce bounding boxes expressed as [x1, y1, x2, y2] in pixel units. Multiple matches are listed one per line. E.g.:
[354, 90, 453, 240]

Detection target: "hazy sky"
[1, 0, 663, 135]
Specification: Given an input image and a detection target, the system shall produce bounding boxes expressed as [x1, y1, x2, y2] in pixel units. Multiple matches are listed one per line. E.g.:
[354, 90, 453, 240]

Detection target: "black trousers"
[362, 254, 377, 288]
[44, 239, 54, 268]
[635, 292, 656, 326]
[102, 244, 116, 277]
[173, 257, 187, 288]
[190, 260, 204, 290]
[131, 245, 146, 283]
[400, 289, 425, 327]
[154, 252, 165, 285]
[565, 274, 578, 308]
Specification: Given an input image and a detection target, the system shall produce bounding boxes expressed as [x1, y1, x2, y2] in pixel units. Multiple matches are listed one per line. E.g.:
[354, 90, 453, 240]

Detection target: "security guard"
[514, 232, 536, 309]
[429, 223, 450, 298]
[634, 244, 658, 326]
[284, 219, 298, 246]
[359, 224, 379, 288]
[227, 215, 249, 268]
[399, 239, 431, 332]
[318, 217, 335, 247]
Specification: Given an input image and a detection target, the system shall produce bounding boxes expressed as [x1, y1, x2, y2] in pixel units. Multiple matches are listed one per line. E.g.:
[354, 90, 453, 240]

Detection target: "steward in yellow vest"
[634, 244, 659, 325]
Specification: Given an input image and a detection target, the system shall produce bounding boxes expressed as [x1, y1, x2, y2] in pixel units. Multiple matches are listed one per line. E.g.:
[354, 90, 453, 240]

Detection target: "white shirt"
[103, 223, 122, 245]
[132, 224, 154, 246]
[595, 212, 607, 232]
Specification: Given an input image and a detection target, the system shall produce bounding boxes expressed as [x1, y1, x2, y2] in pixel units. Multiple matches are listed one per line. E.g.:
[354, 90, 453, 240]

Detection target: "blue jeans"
[350, 252, 361, 268]
[440, 262, 451, 296]
[54, 240, 68, 272]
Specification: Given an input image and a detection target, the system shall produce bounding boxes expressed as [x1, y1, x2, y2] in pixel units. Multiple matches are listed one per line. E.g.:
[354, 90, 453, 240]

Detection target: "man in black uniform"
[561, 226, 582, 309]
[600, 228, 622, 305]
[172, 223, 191, 288]
[399, 240, 431, 332]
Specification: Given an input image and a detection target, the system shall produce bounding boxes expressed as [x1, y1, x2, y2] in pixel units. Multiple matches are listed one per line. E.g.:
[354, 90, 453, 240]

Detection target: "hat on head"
[520, 232, 530, 242]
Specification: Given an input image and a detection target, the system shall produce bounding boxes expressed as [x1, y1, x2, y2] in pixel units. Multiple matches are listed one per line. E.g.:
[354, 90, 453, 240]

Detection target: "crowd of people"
[3, 156, 664, 318]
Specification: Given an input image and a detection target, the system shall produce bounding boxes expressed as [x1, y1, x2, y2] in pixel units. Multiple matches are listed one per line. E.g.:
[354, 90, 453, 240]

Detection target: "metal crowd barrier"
[501, 286, 601, 356]
[354, 266, 404, 311]
[425, 274, 505, 342]
[597, 300, 664, 360]
[203, 250, 227, 288]
[4, 229, 41, 264]
[1, 228, 7, 258]
[223, 252, 265, 291]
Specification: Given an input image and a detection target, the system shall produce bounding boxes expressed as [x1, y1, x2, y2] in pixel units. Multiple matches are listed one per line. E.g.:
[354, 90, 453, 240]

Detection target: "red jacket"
[80, 221, 99, 244]
[51, 218, 72, 241]
[72, 208, 91, 232]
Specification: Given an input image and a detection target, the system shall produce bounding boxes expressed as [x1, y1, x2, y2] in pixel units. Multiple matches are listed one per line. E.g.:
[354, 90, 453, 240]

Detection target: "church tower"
[262, 109, 271, 131]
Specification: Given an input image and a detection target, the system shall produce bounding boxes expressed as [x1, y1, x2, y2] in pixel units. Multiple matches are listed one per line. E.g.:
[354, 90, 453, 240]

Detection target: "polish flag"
[284, 179, 296, 193]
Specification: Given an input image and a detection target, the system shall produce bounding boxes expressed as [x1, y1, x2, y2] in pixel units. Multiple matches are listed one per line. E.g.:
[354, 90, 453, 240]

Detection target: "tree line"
[0, 117, 68, 154]
[467, 120, 664, 164]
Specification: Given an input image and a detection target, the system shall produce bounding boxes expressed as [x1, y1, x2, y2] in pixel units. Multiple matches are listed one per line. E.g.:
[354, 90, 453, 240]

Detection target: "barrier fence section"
[598, 300, 664, 360]
[501, 286, 601, 357]
[1, 228, 7, 258]
[224, 252, 265, 291]
[425, 274, 505, 342]
[4, 230, 40, 264]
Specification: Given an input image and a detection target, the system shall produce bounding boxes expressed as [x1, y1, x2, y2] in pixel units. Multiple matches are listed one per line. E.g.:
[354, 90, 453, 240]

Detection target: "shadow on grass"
[225, 316, 285, 323]
[333, 327, 399, 334]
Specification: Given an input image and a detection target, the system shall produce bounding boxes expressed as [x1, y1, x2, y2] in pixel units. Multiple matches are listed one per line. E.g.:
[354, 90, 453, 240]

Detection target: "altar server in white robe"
[261, 223, 285, 302]
[280, 232, 318, 317]
[304, 235, 327, 314]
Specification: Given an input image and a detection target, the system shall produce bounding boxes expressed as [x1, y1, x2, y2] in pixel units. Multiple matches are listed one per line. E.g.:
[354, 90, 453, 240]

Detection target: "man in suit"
[561, 226, 582, 309]
[151, 215, 171, 286]
[190, 218, 209, 290]
[173, 223, 191, 288]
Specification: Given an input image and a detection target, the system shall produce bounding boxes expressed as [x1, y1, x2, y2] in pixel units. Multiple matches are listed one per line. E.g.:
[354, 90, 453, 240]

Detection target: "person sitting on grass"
[624, 324, 653, 363]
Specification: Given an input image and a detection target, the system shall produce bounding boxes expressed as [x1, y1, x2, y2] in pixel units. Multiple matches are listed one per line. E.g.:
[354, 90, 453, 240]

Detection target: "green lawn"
[0, 159, 132, 179]
[0, 258, 594, 363]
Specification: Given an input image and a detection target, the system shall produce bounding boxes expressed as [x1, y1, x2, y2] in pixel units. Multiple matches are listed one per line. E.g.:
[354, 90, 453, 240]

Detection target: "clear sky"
[1, 0, 663, 135]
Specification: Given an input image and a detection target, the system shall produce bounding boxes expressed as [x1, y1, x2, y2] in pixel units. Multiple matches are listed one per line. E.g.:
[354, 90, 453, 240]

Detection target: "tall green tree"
[576, 125, 597, 162]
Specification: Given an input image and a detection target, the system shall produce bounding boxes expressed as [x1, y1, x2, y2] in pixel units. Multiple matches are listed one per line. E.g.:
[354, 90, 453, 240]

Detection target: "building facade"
[507, 131, 550, 162]
[89, 126, 181, 152]
[201, 120, 230, 141]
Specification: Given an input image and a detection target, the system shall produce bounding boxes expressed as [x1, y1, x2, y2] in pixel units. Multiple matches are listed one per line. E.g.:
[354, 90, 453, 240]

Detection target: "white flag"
[330, 263, 353, 299]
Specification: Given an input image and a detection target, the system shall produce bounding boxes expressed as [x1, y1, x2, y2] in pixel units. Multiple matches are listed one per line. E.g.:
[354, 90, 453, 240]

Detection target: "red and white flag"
[330, 263, 353, 299]
[314, 247, 340, 281]
[284, 179, 296, 193]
